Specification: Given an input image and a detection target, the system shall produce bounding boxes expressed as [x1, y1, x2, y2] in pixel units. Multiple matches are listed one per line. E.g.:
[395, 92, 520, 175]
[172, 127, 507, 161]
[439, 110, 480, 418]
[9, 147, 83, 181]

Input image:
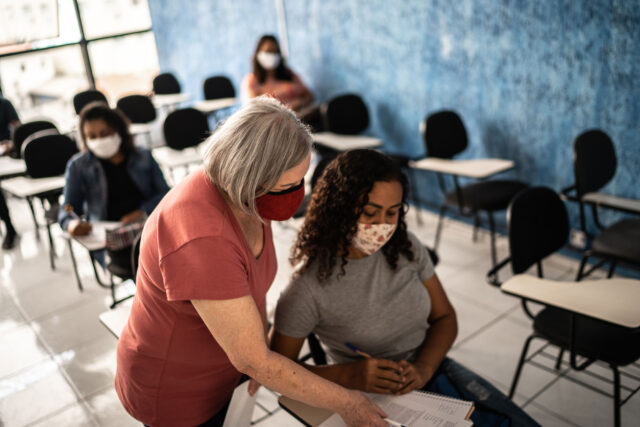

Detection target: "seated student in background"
[272, 149, 539, 426]
[58, 102, 169, 264]
[241, 35, 314, 114]
[0, 94, 21, 249]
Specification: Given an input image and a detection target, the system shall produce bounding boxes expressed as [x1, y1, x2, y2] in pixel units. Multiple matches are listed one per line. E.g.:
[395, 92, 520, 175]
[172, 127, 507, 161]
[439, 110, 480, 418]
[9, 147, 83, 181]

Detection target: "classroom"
[0, 1, 639, 426]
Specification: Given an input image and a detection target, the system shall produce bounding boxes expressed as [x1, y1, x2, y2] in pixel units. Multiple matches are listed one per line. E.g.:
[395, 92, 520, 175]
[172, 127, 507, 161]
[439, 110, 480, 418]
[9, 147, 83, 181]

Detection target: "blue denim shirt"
[58, 148, 170, 231]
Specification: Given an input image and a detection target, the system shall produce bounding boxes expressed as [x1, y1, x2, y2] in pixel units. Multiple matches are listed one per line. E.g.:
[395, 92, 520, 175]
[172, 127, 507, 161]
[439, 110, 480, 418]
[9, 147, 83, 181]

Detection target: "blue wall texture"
[148, 0, 639, 233]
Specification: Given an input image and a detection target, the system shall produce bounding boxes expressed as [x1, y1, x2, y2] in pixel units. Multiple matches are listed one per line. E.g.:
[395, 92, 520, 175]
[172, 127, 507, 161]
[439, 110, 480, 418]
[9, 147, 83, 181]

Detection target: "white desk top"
[129, 123, 155, 135]
[99, 295, 133, 339]
[0, 157, 26, 178]
[279, 395, 332, 427]
[66, 221, 121, 251]
[152, 93, 191, 108]
[582, 192, 640, 214]
[152, 145, 204, 168]
[501, 274, 640, 328]
[409, 158, 515, 179]
[312, 132, 383, 151]
[193, 97, 237, 113]
[1, 175, 65, 198]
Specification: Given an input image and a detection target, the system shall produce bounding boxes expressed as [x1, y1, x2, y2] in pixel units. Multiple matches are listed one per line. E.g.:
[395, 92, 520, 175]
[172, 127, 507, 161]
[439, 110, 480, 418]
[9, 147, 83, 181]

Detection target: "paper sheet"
[222, 381, 258, 427]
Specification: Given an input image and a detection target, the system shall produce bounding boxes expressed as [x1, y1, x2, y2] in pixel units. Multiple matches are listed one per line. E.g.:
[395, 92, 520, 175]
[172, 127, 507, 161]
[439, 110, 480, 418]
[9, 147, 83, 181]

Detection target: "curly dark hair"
[291, 149, 414, 282]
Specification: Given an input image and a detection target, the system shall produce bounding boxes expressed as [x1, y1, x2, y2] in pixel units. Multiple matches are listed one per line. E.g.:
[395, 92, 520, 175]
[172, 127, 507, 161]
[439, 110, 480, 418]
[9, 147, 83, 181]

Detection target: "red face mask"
[255, 179, 305, 221]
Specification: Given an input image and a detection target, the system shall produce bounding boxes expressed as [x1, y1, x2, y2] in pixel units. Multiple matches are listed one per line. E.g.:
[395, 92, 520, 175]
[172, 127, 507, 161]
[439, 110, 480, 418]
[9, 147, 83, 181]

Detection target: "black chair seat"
[445, 180, 527, 212]
[534, 307, 640, 366]
[591, 218, 640, 263]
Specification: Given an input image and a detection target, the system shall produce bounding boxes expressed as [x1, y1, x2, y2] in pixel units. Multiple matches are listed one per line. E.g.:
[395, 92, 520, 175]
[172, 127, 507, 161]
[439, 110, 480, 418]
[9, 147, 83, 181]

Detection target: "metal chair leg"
[576, 254, 589, 281]
[433, 204, 447, 251]
[488, 211, 497, 268]
[67, 239, 83, 291]
[46, 222, 56, 270]
[26, 197, 40, 241]
[554, 349, 564, 370]
[472, 214, 480, 242]
[509, 334, 536, 399]
[612, 365, 621, 427]
[607, 260, 617, 278]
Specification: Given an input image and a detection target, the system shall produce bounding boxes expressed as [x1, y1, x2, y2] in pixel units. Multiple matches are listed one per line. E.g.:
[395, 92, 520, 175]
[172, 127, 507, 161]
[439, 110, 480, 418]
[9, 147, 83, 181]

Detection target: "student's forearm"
[413, 314, 457, 374]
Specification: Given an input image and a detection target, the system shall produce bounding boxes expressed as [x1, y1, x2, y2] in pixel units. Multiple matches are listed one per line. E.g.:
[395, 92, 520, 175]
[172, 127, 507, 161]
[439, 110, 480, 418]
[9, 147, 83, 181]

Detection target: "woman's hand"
[67, 219, 92, 236]
[120, 209, 145, 224]
[396, 361, 434, 394]
[338, 390, 388, 427]
[342, 358, 405, 394]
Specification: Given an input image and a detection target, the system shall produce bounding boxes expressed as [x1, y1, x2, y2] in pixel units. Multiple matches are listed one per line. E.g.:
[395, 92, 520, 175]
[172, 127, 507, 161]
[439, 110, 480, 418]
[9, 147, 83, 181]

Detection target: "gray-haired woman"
[114, 97, 387, 427]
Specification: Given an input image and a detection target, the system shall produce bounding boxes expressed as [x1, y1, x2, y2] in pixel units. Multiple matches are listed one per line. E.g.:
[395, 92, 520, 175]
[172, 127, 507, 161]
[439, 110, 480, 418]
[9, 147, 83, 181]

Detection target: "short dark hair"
[291, 149, 414, 281]
[78, 101, 136, 156]
[252, 34, 293, 84]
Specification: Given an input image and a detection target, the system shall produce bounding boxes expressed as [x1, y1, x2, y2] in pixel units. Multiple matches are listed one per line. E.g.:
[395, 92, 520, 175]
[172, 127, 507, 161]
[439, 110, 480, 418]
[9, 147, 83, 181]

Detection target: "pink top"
[115, 169, 277, 427]
[241, 71, 308, 108]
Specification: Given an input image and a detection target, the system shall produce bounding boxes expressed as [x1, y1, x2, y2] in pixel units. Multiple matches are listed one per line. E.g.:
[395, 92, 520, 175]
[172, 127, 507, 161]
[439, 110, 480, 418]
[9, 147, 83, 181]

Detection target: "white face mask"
[86, 133, 121, 159]
[352, 222, 397, 256]
[257, 51, 281, 70]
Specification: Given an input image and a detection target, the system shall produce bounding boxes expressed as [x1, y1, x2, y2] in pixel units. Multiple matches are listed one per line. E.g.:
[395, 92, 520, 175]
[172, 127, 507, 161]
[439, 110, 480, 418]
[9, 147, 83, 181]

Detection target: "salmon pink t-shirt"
[115, 169, 276, 427]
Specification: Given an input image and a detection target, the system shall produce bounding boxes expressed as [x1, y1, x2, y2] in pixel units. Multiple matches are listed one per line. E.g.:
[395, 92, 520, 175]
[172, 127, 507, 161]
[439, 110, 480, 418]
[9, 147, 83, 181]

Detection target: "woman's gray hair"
[203, 96, 312, 218]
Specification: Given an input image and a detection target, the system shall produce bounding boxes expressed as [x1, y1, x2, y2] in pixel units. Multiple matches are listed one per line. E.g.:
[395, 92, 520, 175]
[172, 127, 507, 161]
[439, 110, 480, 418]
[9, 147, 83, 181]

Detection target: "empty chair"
[163, 108, 209, 150]
[23, 134, 79, 268]
[12, 120, 58, 158]
[116, 95, 157, 124]
[73, 89, 108, 114]
[561, 129, 640, 280]
[323, 93, 369, 135]
[487, 186, 640, 427]
[153, 72, 181, 95]
[424, 110, 527, 267]
[203, 76, 235, 100]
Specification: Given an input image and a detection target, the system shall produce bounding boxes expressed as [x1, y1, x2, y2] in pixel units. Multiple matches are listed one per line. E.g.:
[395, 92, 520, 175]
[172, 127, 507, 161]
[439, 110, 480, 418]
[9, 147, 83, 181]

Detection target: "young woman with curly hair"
[272, 148, 457, 394]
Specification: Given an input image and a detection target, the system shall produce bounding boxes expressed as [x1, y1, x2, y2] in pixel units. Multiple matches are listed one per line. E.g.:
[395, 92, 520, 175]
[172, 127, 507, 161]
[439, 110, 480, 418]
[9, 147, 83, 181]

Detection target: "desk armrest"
[581, 192, 640, 215]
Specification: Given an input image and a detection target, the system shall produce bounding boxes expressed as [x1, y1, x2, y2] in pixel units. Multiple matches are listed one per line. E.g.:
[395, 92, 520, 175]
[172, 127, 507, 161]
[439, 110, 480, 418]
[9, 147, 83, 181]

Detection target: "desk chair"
[116, 95, 157, 146]
[487, 187, 640, 427]
[12, 121, 58, 159]
[561, 129, 640, 280]
[73, 90, 108, 115]
[203, 75, 235, 100]
[23, 134, 78, 269]
[153, 72, 181, 95]
[105, 230, 142, 307]
[424, 110, 526, 267]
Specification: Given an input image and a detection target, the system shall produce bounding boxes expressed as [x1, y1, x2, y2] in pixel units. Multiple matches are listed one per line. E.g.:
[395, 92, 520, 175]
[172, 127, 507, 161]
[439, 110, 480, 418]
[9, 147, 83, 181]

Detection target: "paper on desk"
[222, 380, 257, 427]
[319, 391, 473, 427]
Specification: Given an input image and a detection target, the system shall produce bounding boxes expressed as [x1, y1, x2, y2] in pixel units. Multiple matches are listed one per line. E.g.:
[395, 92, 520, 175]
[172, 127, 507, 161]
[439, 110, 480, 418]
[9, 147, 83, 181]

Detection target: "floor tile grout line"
[451, 303, 524, 350]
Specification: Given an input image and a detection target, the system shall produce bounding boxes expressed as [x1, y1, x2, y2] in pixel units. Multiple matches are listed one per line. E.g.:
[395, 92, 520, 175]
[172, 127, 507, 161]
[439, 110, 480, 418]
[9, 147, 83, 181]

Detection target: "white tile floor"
[1, 192, 639, 426]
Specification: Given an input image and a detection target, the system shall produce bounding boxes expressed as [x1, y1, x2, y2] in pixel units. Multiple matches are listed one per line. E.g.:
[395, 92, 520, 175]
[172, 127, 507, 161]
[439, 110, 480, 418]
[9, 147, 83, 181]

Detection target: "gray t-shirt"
[274, 231, 434, 364]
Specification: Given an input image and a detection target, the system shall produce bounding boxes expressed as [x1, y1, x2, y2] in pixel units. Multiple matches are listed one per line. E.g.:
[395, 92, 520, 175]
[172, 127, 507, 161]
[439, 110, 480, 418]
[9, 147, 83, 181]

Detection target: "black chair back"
[12, 121, 58, 158]
[508, 187, 569, 274]
[422, 110, 468, 159]
[203, 76, 235, 100]
[116, 95, 157, 124]
[573, 129, 616, 197]
[163, 108, 210, 150]
[73, 90, 108, 115]
[153, 72, 181, 95]
[131, 231, 143, 282]
[23, 134, 78, 178]
[325, 94, 369, 135]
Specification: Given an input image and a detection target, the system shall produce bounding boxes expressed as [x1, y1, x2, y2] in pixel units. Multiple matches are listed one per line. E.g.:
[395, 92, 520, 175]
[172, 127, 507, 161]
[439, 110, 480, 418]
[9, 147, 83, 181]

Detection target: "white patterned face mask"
[352, 222, 397, 256]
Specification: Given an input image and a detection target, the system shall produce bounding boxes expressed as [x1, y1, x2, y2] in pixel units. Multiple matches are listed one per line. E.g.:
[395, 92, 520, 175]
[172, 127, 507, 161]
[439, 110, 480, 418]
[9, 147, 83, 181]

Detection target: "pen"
[345, 342, 372, 358]
[384, 419, 407, 427]
[64, 204, 85, 221]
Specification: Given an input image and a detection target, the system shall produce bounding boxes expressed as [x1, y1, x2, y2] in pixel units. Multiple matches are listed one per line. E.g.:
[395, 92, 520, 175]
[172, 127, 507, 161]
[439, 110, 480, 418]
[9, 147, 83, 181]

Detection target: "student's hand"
[68, 219, 92, 236]
[338, 390, 388, 427]
[344, 358, 405, 394]
[396, 360, 434, 394]
[247, 378, 261, 396]
[120, 209, 145, 224]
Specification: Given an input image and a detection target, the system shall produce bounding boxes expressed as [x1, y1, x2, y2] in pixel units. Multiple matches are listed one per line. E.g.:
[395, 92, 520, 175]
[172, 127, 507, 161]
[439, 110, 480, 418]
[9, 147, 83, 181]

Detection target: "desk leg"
[46, 222, 56, 270]
[67, 239, 83, 291]
[25, 196, 40, 241]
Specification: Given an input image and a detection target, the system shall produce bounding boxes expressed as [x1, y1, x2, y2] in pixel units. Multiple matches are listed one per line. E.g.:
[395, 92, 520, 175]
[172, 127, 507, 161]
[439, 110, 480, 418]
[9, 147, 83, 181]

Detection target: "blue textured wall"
[148, 0, 640, 232]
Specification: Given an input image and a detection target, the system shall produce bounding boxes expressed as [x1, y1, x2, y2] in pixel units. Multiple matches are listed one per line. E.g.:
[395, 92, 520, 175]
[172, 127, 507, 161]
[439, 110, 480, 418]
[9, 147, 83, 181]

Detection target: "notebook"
[319, 390, 474, 427]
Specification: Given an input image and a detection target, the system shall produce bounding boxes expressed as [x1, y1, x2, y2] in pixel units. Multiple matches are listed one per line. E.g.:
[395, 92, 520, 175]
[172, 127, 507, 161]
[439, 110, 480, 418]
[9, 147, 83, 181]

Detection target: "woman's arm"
[271, 331, 405, 394]
[192, 296, 388, 427]
[59, 159, 92, 235]
[288, 74, 313, 112]
[397, 273, 458, 394]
